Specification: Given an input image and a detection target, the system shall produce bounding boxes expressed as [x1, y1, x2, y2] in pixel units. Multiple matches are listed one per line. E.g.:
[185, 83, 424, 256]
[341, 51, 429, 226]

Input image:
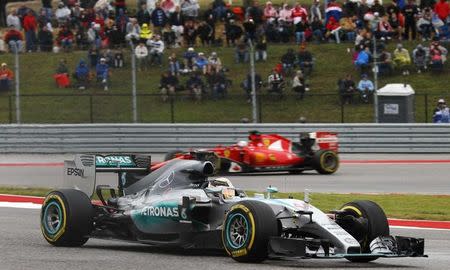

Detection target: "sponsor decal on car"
[140, 206, 179, 218]
[95, 156, 135, 167]
[231, 248, 248, 257]
[254, 152, 266, 163]
[66, 167, 84, 177]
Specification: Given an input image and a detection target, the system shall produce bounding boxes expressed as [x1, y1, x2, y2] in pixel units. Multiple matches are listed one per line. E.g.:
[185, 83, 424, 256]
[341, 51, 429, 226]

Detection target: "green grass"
[252, 192, 450, 221]
[1, 186, 449, 221]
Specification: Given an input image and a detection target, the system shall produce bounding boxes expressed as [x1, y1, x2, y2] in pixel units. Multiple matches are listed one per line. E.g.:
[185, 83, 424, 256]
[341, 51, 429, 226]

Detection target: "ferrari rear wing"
[62, 154, 151, 198]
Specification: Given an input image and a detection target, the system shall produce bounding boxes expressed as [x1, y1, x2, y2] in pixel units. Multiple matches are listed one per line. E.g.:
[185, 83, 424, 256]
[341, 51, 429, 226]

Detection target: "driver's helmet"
[208, 177, 234, 188]
[208, 177, 235, 199]
[237, 140, 248, 147]
[248, 130, 262, 142]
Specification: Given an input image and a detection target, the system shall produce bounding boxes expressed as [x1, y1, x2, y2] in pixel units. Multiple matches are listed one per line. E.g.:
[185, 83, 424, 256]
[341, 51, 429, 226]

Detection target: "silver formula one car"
[40, 155, 425, 263]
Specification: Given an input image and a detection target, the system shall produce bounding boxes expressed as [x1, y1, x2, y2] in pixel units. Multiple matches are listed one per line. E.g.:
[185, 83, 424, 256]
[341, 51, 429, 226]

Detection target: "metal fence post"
[248, 40, 259, 123]
[129, 41, 137, 123]
[13, 42, 20, 123]
[8, 95, 12, 123]
[258, 94, 262, 123]
[89, 95, 94, 123]
[170, 96, 175, 123]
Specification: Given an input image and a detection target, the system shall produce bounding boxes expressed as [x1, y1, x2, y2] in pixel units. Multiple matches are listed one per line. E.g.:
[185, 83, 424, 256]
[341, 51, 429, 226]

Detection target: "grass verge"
[0, 42, 449, 123]
[1, 186, 449, 221]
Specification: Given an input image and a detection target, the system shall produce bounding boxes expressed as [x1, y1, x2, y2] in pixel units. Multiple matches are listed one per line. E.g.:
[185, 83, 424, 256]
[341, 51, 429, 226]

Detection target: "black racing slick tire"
[40, 189, 94, 247]
[164, 150, 183, 161]
[312, 150, 339, 174]
[339, 200, 390, 263]
[222, 200, 278, 263]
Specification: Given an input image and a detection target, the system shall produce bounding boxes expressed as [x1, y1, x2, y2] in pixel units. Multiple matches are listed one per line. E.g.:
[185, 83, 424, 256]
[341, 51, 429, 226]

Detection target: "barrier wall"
[1, 124, 449, 153]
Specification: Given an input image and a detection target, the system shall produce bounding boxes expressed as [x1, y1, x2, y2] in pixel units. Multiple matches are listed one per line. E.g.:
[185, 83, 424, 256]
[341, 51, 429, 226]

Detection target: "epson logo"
[67, 167, 84, 177]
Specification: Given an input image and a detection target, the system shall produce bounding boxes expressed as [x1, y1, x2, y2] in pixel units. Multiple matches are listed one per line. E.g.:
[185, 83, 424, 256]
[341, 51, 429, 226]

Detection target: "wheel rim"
[226, 213, 250, 249]
[43, 201, 62, 235]
[323, 153, 337, 170]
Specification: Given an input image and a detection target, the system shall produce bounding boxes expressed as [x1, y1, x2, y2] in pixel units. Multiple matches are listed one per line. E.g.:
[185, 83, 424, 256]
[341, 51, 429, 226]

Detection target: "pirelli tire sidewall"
[313, 149, 339, 174]
[222, 200, 278, 263]
[40, 189, 94, 247]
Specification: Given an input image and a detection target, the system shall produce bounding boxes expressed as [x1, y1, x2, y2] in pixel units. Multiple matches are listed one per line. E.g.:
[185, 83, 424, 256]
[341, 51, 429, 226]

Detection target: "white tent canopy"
[377, 84, 415, 96]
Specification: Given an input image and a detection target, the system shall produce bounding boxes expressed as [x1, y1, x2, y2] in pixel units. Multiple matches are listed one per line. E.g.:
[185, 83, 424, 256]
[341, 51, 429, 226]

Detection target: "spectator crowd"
[0, 0, 449, 114]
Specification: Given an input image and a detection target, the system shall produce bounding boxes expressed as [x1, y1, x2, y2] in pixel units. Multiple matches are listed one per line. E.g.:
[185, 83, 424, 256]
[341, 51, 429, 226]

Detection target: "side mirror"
[266, 185, 278, 199]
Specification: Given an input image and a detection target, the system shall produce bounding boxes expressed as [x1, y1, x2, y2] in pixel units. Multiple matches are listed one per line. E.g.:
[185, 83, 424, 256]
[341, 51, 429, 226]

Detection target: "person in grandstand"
[186, 71, 205, 101]
[56, 25, 74, 52]
[54, 59, 70, 88]
[148, 34, 165, 67]
[207, 52, 222, 73]
[428, 39, 448, 72]
[393, 43, 411, 75]
[96, 58, 110, 91]
[297, 45, 314, 76]
[74, 59, 90, 90]
[135, 42, 149, 71]
[38, 25, 53, 52]
[193, 52, 209, 74]
[412, 44, 428, 73]
[0, 63, 13, 91]
[267, 68, 284, 97]
[242, 72, 263, 103]
[235, 42, 249, 63]
[292, 70, 306, 100]
[160, 71, 179, 102]
[432, 99, 450, 123]
[4, 25, 24, 53]
[357, 74, 374, 103]
[281, 48, 296, 76]
[338, 74, 356, 105]
[378, 46, 393, 76]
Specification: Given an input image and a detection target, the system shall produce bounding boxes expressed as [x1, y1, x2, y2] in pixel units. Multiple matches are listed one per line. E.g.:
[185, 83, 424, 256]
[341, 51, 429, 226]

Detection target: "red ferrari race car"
[154, 131, 339, 175]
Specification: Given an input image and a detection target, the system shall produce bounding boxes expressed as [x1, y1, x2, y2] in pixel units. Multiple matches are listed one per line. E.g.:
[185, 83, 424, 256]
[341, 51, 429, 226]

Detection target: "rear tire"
[312, 150, 339, 174]
[222, 200, 278, 263]
[164, 150, 183, 161]
[339, 200, 389, 262]
[40, 189, 93, 247]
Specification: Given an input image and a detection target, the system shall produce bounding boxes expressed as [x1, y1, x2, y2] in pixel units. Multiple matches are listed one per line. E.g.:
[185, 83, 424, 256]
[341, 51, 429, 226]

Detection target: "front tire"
[40, 189, 94, 247]
[312, 150, 339, 174]
[222, 200, 278, 263]
[339, 200, 389, 262]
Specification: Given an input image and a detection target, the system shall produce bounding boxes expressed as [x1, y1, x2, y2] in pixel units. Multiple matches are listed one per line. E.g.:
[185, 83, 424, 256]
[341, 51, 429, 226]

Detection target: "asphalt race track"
[0, 207, 447, 270]
[1, 154, 450, 269]
[0, 154, 449, 194]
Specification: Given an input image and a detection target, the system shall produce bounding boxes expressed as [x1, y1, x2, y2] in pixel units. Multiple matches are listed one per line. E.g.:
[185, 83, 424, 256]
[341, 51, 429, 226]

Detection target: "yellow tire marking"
[41, 193, 67, 242]
[320, 151, 339, 173]
[341, 205, 362, 216]
[223, 204, 257, 257]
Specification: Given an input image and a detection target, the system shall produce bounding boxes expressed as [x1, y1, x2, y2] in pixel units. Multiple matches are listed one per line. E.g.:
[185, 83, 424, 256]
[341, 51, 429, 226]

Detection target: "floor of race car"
[1, 207, 449, 270]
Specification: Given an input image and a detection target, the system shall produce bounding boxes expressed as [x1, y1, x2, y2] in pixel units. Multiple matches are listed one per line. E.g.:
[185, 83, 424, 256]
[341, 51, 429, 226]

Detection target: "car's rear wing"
[63, 154, 151, 198]
[308, 132, 339, 152]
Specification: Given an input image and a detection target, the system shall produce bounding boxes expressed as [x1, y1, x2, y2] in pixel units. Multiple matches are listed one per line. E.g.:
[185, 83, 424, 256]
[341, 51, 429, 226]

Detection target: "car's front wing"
[268, 235, 426, 259]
